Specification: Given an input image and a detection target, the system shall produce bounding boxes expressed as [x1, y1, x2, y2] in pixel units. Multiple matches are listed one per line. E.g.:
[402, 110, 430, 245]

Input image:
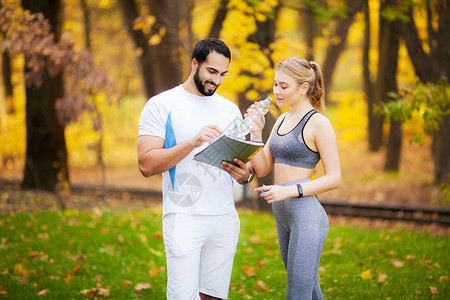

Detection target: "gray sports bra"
[269, 109, 320, 169]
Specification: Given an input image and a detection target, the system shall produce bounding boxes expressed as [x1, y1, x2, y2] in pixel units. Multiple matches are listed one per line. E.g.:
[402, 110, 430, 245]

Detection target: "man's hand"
[221, 158, 251, 183]
[190, 125, 222, 148]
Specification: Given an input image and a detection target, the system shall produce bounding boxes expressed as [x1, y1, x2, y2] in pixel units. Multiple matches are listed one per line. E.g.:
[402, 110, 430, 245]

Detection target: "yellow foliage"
[397, 42, 416, 86]
[148, 34, 161, 46]
[245, 90, 260, 101]
[255, 12, 267, 23]
[98, 0, 112, 9]
[329, 90, 367, 143]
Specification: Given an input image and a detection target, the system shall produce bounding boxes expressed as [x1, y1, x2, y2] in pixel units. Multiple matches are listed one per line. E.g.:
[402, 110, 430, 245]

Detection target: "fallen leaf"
[0, 286, 7, 295]
[405, 255, 416, 260]
[63, 274, 73, 283]
[152, 231, 163, 239]
[70, 263, 82, 274]
[257, 259, 268, 268]
[254, 280, 268, 291]
[148, 247, 162, 257]
[390, 259, 405, 268]
[37, 232, 49, 240]
[135, 282, 151, 292]
[117, 235, 124, 243]
[377, 273, 388, 283]
[122, 280, 132, 287]
[29, 250, 44, 259]
[14, 264, 29, 275]
[139, 234, 148, 243]
[243, 266, 256, 277]
[429, 286, 439, 295]
[37, 289, 50, 296]
[97, 288, 110, 297]
[81, 287, 110, 297]
[439, 276, 449, 283]
[249, 236, 261, 245]
[0, 238, 8, 249]
[148, 266, 159, 277]
[360, 269, 372, 280]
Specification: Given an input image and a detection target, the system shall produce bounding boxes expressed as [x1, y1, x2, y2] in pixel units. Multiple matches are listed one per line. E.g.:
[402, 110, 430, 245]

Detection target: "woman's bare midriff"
[273, 163, 314, 184]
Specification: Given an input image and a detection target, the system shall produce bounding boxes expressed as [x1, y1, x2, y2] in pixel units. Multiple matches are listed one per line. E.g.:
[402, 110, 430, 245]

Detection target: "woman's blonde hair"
[275, 57, 326, 114]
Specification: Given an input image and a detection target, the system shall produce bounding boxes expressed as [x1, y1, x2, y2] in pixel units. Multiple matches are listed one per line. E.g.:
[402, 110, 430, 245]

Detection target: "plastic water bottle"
[236, 97, 272, 136]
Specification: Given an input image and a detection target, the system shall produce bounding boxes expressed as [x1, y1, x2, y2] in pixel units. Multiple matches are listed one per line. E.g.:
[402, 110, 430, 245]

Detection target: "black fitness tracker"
[296, 184, 303, 198]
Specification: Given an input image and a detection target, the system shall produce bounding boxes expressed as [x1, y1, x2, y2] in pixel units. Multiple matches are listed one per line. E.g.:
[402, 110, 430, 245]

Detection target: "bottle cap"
[266, 97, 273, 103]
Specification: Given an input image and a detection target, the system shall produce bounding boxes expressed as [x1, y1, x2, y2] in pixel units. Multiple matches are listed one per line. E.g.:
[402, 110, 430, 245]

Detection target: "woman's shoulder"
[310, 111, 334, 130]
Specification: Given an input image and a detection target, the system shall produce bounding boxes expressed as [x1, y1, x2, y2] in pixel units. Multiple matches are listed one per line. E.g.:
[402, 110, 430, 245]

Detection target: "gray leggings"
[272, 179, 329, 300]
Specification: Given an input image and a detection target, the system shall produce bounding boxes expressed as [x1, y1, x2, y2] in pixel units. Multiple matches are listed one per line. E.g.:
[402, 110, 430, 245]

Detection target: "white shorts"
[162, 210, 240, 300]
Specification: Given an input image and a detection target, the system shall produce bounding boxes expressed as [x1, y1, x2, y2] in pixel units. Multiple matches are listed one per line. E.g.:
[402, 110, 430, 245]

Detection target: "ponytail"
[308, 61, 326, 115]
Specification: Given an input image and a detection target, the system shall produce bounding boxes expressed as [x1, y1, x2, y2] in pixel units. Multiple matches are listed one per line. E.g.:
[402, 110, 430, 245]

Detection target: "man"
[137, 38, 254, 299]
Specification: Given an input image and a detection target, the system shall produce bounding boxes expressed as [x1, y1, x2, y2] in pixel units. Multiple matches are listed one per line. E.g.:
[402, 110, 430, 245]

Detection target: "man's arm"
[137, 125, 222, 177]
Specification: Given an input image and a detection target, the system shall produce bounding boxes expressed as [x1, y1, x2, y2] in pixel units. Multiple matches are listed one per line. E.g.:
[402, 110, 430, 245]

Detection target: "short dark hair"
[192, 38, 231, 65]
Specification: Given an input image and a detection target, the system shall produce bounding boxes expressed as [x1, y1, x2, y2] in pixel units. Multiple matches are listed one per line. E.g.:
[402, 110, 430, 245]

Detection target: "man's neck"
[182, 77, 204, 97]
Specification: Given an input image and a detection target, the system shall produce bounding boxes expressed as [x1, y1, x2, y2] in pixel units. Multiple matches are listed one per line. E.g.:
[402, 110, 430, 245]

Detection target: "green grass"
[0, 208, 448, 299]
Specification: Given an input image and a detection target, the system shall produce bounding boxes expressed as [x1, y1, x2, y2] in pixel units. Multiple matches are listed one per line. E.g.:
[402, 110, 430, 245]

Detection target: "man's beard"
[194, 67, 218, 96]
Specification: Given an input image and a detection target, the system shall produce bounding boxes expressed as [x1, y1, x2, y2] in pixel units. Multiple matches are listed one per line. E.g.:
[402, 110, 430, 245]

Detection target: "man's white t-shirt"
[138, 85, 243, 218]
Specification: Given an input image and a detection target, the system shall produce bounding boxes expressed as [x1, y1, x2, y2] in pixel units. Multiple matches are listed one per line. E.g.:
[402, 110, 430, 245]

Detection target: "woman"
[249, 57, 340, 299]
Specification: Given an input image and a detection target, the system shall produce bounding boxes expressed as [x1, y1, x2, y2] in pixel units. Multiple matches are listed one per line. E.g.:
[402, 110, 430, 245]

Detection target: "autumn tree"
[18, 0, 69, 191]
[374, 0, 449, 182]
[396, 0, 449, 183]
[0, 1, 111, 192]
[321, 0, 364, 93]
[120, 0, 182, 99]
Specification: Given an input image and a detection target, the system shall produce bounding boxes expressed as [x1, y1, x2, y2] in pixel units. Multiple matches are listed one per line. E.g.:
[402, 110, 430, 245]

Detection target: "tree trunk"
[119, 0, 156, 98]
[400, 7, 435, 82]
[431, 1, 450, 183]
[377, 0, 401, 171]
[147, 0, 182, 94]
[208, 0, 229, 39]
[362, 0, 377, 152]
[21, 0, 69, 191]
[177, 0, 193, 59]
[432, 115, 450, 184]
[2, 51, 13, 113]
[303, 3, 315, 62]
[322, 0, 364, 93]
[80, 0, 91, 50]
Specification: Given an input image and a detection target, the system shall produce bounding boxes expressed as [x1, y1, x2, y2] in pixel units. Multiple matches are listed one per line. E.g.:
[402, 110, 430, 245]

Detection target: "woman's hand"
[245, 102, 265, 137]
[255, 185, 296, 204]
